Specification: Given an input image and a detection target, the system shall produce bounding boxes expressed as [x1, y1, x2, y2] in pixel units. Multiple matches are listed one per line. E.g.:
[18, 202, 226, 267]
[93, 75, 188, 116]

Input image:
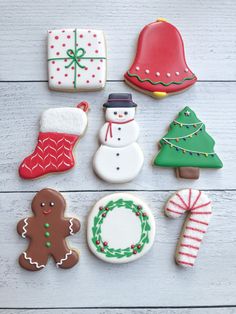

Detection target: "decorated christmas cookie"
[153, 107, 223, 179]
[93, 94, 144, 183]
[124, 19, 197, 98]
[48, 29, 107, 91]
[19, 102, 89, 179]
[164, 189, 212, 267]
[17, 189, 80, 271]
[87, 193, 155, 263]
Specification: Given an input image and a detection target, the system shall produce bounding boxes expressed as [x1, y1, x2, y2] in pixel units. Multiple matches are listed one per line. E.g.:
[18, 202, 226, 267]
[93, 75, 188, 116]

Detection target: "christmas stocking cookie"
[124, 19, 197, 98]
[87, 193, 155, 263]
[17, 188, 80, 271]
[153, 107, 223, 179]
[19, 102, 89, 179]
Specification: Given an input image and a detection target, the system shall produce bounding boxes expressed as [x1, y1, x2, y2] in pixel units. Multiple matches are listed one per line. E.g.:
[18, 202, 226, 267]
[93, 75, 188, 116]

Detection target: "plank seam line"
[0, 80, 236, 83]
[0, 189, 235, 194]
[0, 305, 236, 309]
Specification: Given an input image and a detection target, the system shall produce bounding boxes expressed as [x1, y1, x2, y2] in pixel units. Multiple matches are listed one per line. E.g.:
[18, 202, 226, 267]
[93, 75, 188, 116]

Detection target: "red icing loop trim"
[77, 101, 89, 112]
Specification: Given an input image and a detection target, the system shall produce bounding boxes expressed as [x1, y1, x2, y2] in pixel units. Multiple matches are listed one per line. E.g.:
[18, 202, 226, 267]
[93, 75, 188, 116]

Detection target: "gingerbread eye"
[50, 202, 55, 207]
[124, 111, 128, 115]
[41, 202, 46, 207]
[114, 111, 117, 115]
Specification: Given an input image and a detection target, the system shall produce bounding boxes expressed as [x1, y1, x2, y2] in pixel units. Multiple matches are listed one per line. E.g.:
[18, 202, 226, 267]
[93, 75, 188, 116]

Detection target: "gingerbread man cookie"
[17, 188, 80, 271]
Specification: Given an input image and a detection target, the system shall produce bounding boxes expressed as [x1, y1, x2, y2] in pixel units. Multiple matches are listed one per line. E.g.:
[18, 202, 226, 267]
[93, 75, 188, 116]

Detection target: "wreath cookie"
[87, 193, 155, 263]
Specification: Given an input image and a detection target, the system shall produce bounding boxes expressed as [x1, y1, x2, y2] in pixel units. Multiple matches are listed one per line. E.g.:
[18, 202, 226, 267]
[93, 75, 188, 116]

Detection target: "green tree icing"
[154, 107, 223, 168]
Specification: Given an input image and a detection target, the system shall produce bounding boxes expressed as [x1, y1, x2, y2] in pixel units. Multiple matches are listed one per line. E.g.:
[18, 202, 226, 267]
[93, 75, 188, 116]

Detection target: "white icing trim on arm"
[69, 218, 74, 235]
[21, 218, 29, 238]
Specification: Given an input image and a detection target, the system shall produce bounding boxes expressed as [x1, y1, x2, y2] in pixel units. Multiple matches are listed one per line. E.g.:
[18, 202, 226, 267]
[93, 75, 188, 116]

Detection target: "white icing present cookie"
[93, 93, 144, 183]
[87, 193, 155, 263]
[48, 28, 107, 91]
[164, 189, 212, 267]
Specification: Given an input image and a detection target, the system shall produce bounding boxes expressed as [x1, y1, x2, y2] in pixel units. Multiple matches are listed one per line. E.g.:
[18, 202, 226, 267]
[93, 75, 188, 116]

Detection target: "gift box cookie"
[48, 29, 107, 91]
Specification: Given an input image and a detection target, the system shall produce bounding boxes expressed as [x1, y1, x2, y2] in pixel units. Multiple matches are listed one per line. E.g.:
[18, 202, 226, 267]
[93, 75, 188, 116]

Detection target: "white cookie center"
[101, 207, 141, 249]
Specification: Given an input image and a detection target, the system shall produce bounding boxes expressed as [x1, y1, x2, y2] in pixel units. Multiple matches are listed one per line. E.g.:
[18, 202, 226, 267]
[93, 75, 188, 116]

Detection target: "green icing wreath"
[91, 198, 151, 259]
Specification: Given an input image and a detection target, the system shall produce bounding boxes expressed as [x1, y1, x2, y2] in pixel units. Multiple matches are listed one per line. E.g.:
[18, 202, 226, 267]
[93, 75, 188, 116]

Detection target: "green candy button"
[45, 241, 51, 248]
[44, 223, 50, 228]
[45, 232, 50, 238]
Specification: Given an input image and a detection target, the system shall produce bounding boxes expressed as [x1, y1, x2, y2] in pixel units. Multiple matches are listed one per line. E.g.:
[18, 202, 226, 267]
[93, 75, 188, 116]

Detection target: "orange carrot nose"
[118, 114, 123, 118]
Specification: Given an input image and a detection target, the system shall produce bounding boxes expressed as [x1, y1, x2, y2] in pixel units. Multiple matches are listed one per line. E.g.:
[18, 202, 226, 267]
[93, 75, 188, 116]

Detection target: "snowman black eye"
[41, 202, 46, 207]
[50, 202, 55, 207]
[114, 112, 117, 115]
[124, 111, 128, 115]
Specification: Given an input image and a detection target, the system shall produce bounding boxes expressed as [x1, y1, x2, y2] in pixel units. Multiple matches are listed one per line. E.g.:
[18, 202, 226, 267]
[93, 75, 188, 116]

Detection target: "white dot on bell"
[185, 68, 189, 72]
[145, 69, 150, 74]
[166, 73, 171, 77]
[156, 72, 160, 76]
[175, 71, 180, 76]
[136, 66, 140, 71]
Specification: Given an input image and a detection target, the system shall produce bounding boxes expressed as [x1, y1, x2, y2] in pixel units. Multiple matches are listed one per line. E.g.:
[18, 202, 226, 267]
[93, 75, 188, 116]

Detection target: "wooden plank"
[0, 0, 236, 81]
[1, 308, 236, 314]
[0, 81, 234, 191]
[0, 191, 235, 308]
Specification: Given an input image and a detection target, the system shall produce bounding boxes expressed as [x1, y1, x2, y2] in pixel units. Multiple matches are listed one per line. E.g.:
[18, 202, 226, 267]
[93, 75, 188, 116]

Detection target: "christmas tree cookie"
[153, 107, 223, 179]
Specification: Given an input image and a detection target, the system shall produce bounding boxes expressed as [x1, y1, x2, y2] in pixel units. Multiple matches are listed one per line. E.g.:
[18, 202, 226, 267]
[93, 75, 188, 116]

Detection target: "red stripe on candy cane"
[192, 201, 211, 211]
[188, 188, 192, 208]
[192, 212, 212, 215]
[178, 252, 197, 258]
[177, 260, 194, 267]
[186, 226, 206, 234]
[176, 193, 188, 209]
[190, 190, 201, 210]
[180, 244, 199, 250]
[183, 234, 202, 242]
[189, 218, 209, 226]
[169, 200, 186, 210]
[165, 208, 183, 215]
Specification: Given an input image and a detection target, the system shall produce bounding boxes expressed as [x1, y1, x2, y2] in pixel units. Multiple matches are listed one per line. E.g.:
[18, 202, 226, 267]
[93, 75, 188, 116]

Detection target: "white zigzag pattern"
[23, 252, 45, 269]
[21, 218, 28, 238]
[69, 218, 74, 235]
[22, 136, 75, 174]
[56, 250, 73, 267]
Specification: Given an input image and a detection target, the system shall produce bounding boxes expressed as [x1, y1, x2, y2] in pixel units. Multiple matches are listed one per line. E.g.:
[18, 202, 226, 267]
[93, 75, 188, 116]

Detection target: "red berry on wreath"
[96, 240, 100, 244]
[133, 250, 137, 254]
[136, 212, 140, 216]
[103, 241, 108, 246]
[99, 206, 103, 211]
[105, 207, 109, 211]
[102, 213, 106, 217]
[137, 244, 141, 249]
[137, 205, 142, 210]
[131, 244, 135, 249]
[100, 247, 104, 252]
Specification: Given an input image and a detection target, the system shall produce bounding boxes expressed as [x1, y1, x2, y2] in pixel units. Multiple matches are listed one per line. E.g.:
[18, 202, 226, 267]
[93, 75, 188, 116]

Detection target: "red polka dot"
[52, 61, 55, 64]
[93, 34, 97, 37]
[50, 45, 54, 49]
[71, 66, 74, 70]
[72, 81, 75, 84]
[78, 74, 81, 77]
[56, 68, 60, 71]
[67, 35, 71, 39]
[95, 50, 99, 53]
[99, 80, 102, 83]
[90, 59, 94, 62]
[97, 66, 101, 70]
[100, 59, 103, 62]
[50, 76, 54, 79]
[85, 67, 88, 71]
[92, 74, 95, 78]
[55, 36, 59, 40]
[64, 73, 68, 77]
[86, 80, 90, 83]
[48, 31, 52, 34]
[56, 52, 60, 55]
[62, 43, 66, 47]
[64, 59, 67, 62]
[79, 34, 83, 38]
[62, 30, 65, 33]
[58, 81, 61, 84]
[87, 43, 91, 46]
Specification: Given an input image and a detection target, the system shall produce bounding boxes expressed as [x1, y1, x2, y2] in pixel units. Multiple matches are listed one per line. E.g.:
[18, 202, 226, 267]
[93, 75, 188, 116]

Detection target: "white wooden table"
[0, 0, 236, 313]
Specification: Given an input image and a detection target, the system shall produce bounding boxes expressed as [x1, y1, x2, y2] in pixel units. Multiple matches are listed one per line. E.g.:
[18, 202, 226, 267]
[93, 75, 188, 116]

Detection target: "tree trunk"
[176, 167, 200, 179]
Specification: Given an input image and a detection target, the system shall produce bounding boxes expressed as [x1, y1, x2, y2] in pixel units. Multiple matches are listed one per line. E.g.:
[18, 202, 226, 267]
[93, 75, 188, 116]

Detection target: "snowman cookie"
[87, 193, 155, 263]
[93, 93, 144, 183]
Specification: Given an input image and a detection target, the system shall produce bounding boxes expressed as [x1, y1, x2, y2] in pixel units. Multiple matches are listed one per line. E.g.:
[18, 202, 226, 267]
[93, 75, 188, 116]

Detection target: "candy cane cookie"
[164, 189, 212, 267]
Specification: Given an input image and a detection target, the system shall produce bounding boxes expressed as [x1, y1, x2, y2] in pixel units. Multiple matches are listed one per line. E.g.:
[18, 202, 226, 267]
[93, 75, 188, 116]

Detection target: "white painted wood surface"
[0, 0, 236, 312]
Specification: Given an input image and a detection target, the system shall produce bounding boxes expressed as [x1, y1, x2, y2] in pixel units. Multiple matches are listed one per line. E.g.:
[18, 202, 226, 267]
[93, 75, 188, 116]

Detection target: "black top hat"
[103, 93, 137, 108]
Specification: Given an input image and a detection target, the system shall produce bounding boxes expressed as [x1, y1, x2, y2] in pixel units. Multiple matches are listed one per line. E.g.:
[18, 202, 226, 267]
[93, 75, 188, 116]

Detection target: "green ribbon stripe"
[48, 29, 106, 88]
